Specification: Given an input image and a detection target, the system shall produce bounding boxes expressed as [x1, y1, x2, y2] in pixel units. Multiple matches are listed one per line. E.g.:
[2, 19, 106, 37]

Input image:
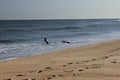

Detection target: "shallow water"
[0, 19, 120, 60]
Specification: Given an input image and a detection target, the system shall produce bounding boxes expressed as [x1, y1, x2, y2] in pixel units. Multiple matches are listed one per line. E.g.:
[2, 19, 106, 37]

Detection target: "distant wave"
[88, 25, 98, 27]
[116, 20, 120, 22]
[88, 24, 105, 27]
[76, 32, 93, 36]
[51, 32, 92, 38]
[0, 29, 31, 33]
[37, 26, 81, 31]
[0, 40, 14, 43]
[0, 26, 81, 33]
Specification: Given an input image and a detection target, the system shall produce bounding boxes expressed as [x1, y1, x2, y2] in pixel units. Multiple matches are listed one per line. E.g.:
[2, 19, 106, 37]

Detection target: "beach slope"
[1, 40, 120, 80]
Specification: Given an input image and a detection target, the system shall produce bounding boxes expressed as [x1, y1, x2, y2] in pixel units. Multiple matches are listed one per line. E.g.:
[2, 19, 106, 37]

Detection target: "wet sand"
[1, 40, 120, 80]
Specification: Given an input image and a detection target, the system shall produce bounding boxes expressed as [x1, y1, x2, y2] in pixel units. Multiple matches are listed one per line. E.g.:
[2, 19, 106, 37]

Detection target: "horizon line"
[0, 17, 120, 21]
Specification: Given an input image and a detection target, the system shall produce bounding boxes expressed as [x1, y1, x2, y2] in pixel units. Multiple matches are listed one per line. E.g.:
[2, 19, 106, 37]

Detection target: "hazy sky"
[0, 0, 120, 20]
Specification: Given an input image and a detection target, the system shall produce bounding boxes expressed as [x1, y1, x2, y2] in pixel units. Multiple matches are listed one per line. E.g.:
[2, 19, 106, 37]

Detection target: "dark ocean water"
[0, 19, 120, 60]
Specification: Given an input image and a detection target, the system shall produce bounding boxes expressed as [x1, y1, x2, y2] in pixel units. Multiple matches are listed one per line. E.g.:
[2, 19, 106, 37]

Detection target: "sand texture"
[1, 40, 120, 80]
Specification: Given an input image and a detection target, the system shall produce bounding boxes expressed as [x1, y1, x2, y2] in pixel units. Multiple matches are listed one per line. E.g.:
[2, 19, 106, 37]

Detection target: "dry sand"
[1, 40, 120, 80]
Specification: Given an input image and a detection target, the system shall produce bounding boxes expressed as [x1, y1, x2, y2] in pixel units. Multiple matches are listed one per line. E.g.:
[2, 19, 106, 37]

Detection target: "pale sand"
[1, 40, 120, 80]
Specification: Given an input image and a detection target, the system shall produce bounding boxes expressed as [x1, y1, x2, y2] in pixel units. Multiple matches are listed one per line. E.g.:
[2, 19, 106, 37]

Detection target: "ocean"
[0, 19, 120, 60]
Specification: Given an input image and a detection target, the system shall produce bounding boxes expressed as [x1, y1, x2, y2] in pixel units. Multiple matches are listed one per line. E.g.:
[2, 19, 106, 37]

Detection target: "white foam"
[0, 57, 18, 62]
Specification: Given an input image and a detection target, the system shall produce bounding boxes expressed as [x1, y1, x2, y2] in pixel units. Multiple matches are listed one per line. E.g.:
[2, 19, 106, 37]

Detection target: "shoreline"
[0, 39, 117, 61]
[1, 39, 120, 80]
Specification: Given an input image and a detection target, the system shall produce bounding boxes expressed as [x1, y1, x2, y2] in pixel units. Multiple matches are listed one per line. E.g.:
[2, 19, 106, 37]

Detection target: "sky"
[0, 0, 120, 20]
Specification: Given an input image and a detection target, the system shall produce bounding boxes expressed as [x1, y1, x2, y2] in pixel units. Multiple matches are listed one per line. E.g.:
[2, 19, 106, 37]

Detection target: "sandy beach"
[1, 40, 120, 80]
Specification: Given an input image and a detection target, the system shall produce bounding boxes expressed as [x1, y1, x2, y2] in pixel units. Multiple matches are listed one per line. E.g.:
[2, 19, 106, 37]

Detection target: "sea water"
[0, 19, 120, 60]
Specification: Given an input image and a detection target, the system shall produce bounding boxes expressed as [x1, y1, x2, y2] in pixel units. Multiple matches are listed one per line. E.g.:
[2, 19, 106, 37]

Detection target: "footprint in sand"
[108, 54, 114, 57]
[76, 62, 80, 64]
[72, 73, 80, 76]
[31, 78, 36, 80]
[43, 67, 53, 72]
[51, 75, 56, 78]
[73, 73, 76, 76]
[47, 77, 52, 80]
[102, 56, 109, 60]
[23, 78, 36, 80]
[82, 60, 90, 63]
[38, 70, 43, 73]
[64, 70, 74, 73]
[78, 69, 84, 71]
[67, 62, 73, 65]
[58, 74, 64, 77]
[44, 75, 57, 80]
[91, 59, 97, 61]
[23, 79, 28, 80]
[15, 74, 25, 77]
[111, 61, 117, 63]
[62, 62, 73, 67]
[3, 78, 12, 80]
[85, 64, 103, 70]
[62, 65, 66, 67]
[37, 67, 53, 74]
[29, 70, 36, 73]
[45, 67, 53, 70]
